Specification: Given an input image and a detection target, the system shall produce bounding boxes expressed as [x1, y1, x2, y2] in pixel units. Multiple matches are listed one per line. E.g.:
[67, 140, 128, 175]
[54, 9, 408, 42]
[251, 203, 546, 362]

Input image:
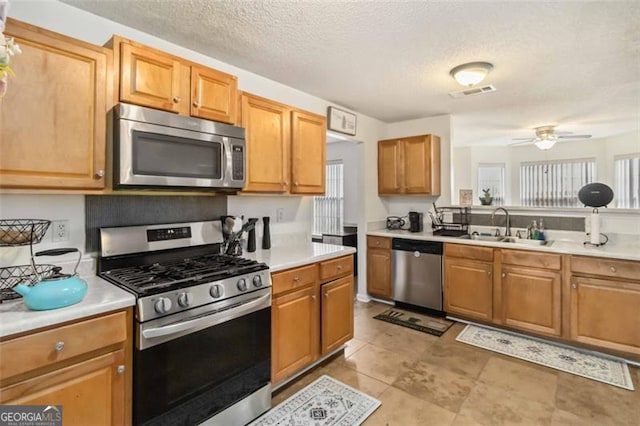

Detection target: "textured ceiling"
[62, 0, 640, 146]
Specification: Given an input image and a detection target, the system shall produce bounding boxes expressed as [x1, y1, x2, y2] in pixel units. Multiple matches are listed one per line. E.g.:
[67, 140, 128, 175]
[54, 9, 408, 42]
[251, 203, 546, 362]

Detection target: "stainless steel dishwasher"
[392, 238, 443, 312]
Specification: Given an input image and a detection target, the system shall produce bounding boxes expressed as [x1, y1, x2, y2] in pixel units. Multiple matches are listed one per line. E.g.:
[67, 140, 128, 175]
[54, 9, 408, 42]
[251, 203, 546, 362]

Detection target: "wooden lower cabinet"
[501, 266, 561, 336]
[271, 256, 355, 385]
[321, 276, 354, 354]
[271, 283, 319, 384]
[366, 237, 392, 299]
[570, 275, 640, 355]
[0, 309, 131, 425]
[1, 349, 126, 425]
[444, 257, 493, 321]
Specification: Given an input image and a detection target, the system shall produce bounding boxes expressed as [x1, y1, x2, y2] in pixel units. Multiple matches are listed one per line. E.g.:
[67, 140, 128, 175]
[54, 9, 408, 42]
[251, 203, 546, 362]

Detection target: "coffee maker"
[408, 211, 423, 232]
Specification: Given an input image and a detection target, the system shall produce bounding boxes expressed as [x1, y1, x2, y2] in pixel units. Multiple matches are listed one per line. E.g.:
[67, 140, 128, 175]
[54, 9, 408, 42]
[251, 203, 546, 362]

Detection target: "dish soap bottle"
[531, 220, 539, 240]
[538, 218, 545, 240]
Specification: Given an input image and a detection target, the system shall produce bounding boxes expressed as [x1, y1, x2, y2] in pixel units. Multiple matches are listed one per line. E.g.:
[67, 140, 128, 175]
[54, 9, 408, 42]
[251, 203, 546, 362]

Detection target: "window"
[615, 154, 640, 208]
[477, 163, 505, 205]
[520, 158, 596, 207]
[313, 161, 343, 235]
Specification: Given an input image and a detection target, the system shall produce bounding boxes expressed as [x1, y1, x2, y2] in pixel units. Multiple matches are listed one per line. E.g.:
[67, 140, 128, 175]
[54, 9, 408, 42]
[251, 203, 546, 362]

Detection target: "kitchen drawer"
[319, 255, 353, 282]
[445, 243, 494, 262]
[272, 263, 319, 296]
[0, 310, 127, 382]
[571, 256, 640, 281]
[501, 249, 561, 270]
[367, 236, 391, 249]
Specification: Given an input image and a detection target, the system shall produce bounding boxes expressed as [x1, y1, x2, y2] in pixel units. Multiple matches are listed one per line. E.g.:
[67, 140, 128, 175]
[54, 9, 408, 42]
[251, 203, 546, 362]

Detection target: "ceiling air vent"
[448, 84, 497, 99]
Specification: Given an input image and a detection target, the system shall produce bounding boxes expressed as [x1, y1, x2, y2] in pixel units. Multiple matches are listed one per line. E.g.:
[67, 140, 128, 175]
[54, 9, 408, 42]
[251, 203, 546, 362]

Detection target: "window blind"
[615, 155, 640, 208]
[313, 161, 344, 235]
[520, 158, 596, 207]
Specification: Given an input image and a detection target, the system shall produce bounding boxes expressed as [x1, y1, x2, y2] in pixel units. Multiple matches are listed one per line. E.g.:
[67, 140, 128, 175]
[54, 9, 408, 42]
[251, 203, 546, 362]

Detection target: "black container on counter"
[247, 218, 258, 252]
[262, 217, 271, 249]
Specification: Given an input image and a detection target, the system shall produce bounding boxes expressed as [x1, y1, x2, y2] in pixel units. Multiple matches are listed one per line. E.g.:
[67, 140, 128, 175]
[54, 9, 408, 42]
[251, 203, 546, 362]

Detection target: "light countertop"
[244, 242, 357, 272]
[0, 243, 355, 338]
[367, 229, 640, 262]
[0, 275, 136, 339]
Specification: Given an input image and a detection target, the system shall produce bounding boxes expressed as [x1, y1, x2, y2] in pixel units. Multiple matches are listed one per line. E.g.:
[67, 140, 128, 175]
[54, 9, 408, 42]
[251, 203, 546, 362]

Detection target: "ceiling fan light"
[534, 139, 557, 150]
[450, 62, 494, 87]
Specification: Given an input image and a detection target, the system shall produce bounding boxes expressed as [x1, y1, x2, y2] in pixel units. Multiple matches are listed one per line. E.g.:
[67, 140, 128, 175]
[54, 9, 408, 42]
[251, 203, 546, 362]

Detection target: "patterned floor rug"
[248, 375, 381, 426]
[374, 308, 454, 336]
[457, 324, 634, 390]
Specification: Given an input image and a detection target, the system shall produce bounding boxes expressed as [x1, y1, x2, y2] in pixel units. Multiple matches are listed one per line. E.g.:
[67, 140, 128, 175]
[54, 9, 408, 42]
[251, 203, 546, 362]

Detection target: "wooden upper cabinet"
[378, 140, 403, 194]
[120, 42, 182, 113]
[0, 19, 109, 190]
[378, 134, 440, 195]
[190, 65, 237, 123]
[291, 110, 326, 194]
[112, 37, 237, 124]
[241, 93, 289, 192]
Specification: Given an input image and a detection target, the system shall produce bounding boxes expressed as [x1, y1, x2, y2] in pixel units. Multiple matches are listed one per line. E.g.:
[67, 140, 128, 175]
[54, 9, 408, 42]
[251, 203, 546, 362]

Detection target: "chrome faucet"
[491, 207, 511, 237]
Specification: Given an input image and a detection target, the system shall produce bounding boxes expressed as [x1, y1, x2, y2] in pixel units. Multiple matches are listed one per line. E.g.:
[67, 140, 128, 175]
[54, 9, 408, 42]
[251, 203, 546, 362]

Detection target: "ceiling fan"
[511, 125, 592, 150]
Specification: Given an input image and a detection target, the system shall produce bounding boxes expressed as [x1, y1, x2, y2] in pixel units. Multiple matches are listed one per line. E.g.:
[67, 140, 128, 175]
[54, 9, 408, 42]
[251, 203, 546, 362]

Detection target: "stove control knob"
[177, 292, 193, 307]
[210, 284, 223, 299]
[237, 278, 247, 292]
[154, 297, 172, 314]
[253, 275, 263, 288]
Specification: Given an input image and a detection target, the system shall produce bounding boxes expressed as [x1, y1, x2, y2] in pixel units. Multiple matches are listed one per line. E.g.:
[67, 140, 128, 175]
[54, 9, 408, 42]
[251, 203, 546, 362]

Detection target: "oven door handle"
[142, 292, 271, 340]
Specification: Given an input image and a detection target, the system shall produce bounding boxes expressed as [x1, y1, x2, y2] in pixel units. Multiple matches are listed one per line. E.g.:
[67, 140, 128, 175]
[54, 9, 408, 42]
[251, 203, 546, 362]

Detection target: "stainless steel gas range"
[98, 221, 271, 426]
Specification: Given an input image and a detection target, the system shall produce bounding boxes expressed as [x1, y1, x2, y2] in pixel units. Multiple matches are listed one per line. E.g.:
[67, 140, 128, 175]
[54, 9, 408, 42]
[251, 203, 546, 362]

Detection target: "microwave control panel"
[232, 145, 244, 181]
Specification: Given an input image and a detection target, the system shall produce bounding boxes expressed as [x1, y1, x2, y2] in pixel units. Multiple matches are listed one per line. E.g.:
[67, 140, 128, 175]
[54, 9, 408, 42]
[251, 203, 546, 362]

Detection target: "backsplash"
[469, 213, 584, 231]
[85, 195, 227, 253]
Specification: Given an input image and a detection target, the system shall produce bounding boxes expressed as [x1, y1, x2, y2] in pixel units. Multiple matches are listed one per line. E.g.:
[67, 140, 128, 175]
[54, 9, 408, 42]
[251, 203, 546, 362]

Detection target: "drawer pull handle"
[337, 265, 343, 270]
[610, 266, 617, 273]
[117, 365, 126, 374]
[55, 341, 65, 352]
[293, 276, 300, 282]
[376, 241, 380, 246]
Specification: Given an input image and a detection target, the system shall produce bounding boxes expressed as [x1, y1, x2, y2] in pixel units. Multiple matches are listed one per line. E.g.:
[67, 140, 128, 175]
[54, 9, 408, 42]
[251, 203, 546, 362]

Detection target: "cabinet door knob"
[95, 169, 105, 178]
[293, 276, 300, 282]
[55, 341, 65, 352]
[572, 283, 577, 289]
[501, 272, 506, 278]
[610, 266, 617, 273]
[294, 182, 299, 186]
[487, 270, 492, 276]
[173, 96, 181, 103]
[324, 293, 328, 298]
[117, 365, 126, 374]
[193, 101, 199, 108]
[375, 241, 380, 246]
[311, 295, 316, 300]
[337, 265, 343, 270]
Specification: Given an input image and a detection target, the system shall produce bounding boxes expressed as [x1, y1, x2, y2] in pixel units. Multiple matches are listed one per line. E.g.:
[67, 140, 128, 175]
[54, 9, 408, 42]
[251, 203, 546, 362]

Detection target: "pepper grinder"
[247, 218, 258, 252]
[262, 216, 271, 250]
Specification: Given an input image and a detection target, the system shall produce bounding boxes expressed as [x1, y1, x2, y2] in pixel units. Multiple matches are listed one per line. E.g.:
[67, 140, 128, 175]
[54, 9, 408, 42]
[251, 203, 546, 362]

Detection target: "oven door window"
[134, 307, 270, 426]
[132, 130, 223, 179]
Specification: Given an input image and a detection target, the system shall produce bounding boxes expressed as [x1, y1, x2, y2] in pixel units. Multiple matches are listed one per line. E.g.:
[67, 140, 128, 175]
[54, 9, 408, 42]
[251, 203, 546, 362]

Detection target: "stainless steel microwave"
[112, 103, 245, 191]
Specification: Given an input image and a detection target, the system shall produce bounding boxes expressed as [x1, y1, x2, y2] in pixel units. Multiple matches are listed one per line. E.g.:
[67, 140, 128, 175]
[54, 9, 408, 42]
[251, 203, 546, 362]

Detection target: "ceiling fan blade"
[511, 137, 534, 141]
[554, 131, 573, 136]
[557, 134, 592, 139]
[509, 140, 534, 146]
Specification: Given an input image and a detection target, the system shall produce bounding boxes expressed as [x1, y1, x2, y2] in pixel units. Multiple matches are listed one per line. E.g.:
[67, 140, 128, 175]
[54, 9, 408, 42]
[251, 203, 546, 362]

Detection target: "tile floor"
[272, 301, 640, 426]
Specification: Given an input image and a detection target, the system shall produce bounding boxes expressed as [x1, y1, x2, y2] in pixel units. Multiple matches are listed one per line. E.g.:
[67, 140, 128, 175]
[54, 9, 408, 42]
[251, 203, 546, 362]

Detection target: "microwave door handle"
[141, 292, 271, 340]
[222, 137, 232, 183]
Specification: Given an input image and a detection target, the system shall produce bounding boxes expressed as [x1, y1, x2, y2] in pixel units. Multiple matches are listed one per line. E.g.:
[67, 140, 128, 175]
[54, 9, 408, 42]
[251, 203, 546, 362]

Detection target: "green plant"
[482, 188, 491, 199]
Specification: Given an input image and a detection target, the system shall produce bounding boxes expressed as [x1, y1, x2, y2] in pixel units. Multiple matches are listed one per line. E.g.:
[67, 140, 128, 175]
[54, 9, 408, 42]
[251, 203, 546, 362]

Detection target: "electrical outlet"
[52, 220, 69, 242]
[276, 208, 284, 223]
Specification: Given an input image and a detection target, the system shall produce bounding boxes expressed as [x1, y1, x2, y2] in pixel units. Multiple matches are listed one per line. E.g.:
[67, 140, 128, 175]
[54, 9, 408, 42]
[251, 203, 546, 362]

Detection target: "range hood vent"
[448, 84, 497, 98]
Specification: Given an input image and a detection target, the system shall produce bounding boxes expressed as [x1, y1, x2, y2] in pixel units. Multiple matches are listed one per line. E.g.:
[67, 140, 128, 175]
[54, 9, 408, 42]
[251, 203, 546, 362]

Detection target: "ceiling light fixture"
[450, 62, 494, 87]
[534, 137, 557, 150]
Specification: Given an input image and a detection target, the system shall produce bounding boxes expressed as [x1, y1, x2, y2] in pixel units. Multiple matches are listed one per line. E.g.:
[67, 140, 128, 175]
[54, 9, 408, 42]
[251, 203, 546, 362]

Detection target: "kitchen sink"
[458, 234, 504, 242]
[500, 237, 553, 246]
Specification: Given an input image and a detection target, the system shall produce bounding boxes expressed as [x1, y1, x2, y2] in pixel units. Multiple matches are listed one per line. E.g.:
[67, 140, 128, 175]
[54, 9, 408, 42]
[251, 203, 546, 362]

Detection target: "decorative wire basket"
[0, 219, 51, 246]
[0, 264, 62, 302]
